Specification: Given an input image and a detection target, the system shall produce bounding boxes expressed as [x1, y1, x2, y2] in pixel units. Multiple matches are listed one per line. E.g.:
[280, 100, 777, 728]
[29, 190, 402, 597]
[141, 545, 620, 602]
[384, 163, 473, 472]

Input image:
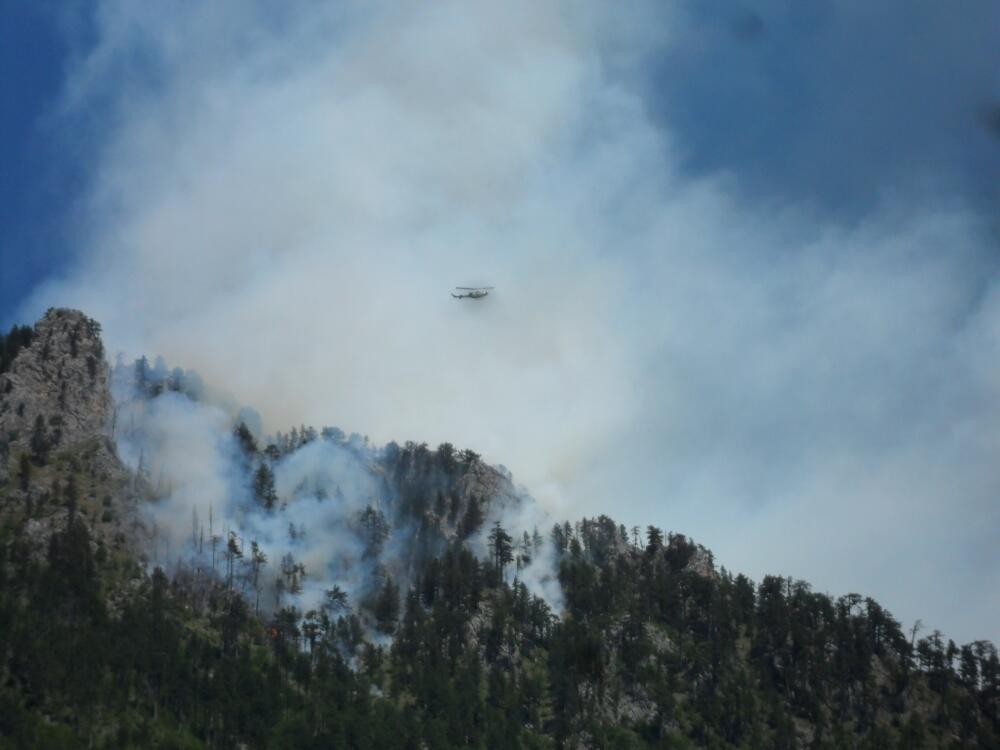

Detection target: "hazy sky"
[2, 1, 998, 645]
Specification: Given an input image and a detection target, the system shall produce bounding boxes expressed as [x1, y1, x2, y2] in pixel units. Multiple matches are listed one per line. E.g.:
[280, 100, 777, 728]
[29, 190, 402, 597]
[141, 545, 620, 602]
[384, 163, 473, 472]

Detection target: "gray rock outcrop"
[0, 308, 113, 481]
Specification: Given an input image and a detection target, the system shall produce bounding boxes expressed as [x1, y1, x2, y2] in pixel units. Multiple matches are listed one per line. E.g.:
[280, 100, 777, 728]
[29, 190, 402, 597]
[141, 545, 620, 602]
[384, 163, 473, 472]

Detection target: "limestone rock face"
[0, 308, 113, 477]
[682, 543, 715, 578]
[456, 460, 524, 517]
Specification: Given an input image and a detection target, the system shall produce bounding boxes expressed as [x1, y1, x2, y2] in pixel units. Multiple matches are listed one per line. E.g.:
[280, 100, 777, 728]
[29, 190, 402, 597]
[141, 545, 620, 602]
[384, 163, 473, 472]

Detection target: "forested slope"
[0, 311, 997, 749]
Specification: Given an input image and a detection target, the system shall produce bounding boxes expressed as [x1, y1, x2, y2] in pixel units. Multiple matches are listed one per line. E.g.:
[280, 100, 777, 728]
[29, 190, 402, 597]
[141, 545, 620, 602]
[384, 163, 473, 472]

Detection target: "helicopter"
[452, 286, 494, 299]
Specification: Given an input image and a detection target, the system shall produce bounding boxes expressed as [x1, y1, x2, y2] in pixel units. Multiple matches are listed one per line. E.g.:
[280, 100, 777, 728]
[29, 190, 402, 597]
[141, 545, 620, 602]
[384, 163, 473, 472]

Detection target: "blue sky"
[0, 4, 70, 318]
[2, 2, 999, 644]
[647, 3, 1000, 217]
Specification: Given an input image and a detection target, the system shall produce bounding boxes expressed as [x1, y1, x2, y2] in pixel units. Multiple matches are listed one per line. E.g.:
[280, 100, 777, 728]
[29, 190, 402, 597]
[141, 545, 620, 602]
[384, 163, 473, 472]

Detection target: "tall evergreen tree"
[459, 496, 484, 539]
[374, 576, 400, 635]
[488, 521, 514, 579]
[252, 462, 278, 510]
[234, 422, 258, 455]
[30, 414, 49, 464]
[18, 452, 32, 492]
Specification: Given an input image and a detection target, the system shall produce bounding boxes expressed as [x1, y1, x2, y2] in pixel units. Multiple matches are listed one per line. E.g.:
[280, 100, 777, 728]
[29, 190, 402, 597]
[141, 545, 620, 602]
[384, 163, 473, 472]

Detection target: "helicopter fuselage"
[452, 287, 492, 299]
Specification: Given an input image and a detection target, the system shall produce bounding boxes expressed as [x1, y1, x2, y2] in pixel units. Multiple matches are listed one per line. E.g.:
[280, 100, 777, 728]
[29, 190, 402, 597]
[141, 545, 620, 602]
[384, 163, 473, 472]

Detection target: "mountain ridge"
[0, 308, 997, 749]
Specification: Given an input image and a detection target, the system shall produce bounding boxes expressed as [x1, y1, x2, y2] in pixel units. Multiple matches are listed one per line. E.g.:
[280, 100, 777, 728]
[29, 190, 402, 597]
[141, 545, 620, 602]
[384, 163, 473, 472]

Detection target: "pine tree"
[280, 553, 305, 595]
[488, 521, 514, 579]
[234, 422, 258, 455]
[459, 496, 484, 539]
[18, 452, 32, 492]
[323, 585, 350, 614]
[135, 355, 149, 393]
[437, 442, 456, 472]
[252, 463, 278, 510]
[250, 540, 267, 614]
[65, 473, 78, 522]
[30, 414, 49, 464]
[225, 532, 243, 591]
[448, 492, 462, 525]
[645, 525, 663, 552]
[359, 505, 390, 557]
[551, 523, 567, 554]
[374, 576, 400, 635]
[532, 527, 544, 554]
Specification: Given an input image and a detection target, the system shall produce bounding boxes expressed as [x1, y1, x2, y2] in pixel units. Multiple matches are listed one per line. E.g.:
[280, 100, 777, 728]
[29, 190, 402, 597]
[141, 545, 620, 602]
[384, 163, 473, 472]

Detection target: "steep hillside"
[0, 309, 997, 749]
[0, 309, 132, 561]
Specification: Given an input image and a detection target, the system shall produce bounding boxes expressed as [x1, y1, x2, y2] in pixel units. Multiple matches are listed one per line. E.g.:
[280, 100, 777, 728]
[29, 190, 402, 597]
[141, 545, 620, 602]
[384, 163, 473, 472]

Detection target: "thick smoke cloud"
[22, 1, 1000, 643]
[112, 359, 564, 618]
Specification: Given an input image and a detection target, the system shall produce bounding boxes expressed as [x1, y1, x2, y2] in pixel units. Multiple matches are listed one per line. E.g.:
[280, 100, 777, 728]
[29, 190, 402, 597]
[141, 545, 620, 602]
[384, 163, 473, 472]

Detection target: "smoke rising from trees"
[20, 1, 1000, 643]
[112, 357, 563, 624]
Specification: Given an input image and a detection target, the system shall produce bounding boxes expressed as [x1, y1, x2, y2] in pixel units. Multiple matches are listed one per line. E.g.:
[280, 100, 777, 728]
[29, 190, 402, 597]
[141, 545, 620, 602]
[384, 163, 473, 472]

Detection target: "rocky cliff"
[0, 308, 111, 460]
[0, 308, 127, 550]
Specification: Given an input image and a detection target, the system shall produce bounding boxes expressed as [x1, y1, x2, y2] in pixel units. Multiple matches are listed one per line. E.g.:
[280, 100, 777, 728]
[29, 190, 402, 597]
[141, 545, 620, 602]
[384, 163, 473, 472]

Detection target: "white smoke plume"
[21, 1, 1000, 643]
[111, 356, 564, 620]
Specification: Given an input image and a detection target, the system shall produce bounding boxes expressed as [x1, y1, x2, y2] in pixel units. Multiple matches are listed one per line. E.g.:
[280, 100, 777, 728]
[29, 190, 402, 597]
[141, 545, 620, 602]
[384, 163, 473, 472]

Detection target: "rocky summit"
[0, 309, 131, 561]
[0, 309, 112, 474]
